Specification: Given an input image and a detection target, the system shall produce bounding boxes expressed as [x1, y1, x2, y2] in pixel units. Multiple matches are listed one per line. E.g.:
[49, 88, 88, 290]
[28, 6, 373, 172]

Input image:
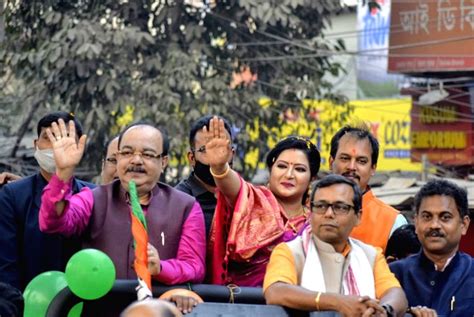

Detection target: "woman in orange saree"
[203, 117, 321, 287]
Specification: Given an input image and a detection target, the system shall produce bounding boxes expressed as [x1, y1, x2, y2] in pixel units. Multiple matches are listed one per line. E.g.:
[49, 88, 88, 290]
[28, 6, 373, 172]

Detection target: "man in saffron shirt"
[329, 125, 407, 252]
[264, 175, 407, 316]
[39, 120, 206, 285]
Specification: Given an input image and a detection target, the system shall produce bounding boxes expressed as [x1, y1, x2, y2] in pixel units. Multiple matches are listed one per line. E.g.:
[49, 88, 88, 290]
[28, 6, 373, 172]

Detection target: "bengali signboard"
[388, 0, 474, 73]
[408, 87, 474, 165]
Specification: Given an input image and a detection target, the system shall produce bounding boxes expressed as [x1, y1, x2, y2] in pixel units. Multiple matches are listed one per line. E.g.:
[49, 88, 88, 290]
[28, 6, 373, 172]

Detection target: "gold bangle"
[315, 291, 322, 311]
[210, 164, 230, 179]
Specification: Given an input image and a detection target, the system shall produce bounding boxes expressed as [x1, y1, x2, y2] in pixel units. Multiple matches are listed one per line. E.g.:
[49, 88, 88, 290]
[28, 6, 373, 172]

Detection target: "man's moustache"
[342, 172, 360, 180]
[126, 167, 146, 173]
[425, 230, 444, 238]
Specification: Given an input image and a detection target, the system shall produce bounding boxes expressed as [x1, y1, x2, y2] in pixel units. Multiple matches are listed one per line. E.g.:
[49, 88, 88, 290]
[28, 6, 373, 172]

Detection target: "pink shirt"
[39, 175, 206, 285]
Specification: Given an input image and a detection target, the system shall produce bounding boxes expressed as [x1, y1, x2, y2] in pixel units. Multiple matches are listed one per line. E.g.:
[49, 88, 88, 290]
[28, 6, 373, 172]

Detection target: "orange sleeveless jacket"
[350, 189, 399, 252]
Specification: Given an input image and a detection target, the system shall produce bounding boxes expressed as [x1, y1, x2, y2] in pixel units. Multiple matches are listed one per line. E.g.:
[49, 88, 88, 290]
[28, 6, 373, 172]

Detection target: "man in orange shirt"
[329, 125, 407, 252]
[264, 175, 407, 316]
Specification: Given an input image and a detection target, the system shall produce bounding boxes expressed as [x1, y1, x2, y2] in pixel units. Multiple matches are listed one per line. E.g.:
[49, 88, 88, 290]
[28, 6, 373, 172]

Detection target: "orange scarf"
[129, 181, 151, 290]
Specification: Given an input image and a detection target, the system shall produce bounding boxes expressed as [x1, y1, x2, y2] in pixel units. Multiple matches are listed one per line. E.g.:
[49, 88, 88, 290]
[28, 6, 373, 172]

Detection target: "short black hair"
[37, 111, 83, 138]
[385, 224, 421, 260]
[118, 122, 170, 156]
[310, 174, 362, 214]
[414, 179, 469, 218]
[188, 115, 233, 148]
[330, 125, 379, 166]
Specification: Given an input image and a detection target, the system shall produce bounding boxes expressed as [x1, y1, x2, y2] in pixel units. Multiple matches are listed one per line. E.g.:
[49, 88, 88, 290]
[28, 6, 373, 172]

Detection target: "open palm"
[200, 117, 232, 167]
[46, 119, 87, 170]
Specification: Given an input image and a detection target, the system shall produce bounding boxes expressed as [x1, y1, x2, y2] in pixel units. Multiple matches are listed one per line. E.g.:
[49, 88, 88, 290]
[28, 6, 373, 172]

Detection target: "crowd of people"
[0, 111, 472, 317]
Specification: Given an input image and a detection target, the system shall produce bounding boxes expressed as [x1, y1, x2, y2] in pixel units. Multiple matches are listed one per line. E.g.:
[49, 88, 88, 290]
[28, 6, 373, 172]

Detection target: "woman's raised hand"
[201, 116, 232, 169]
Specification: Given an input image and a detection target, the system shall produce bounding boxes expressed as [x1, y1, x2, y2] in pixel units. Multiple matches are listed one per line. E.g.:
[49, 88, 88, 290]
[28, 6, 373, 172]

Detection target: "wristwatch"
[382, 303, 395, 317]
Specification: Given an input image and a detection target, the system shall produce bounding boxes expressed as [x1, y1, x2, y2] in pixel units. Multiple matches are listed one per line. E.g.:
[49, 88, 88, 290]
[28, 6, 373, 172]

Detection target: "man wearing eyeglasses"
[175, 115, 234, 237]
[264, 174, 407, 316]
[100, 136, 119, 184]
[39, 120, 206, 286]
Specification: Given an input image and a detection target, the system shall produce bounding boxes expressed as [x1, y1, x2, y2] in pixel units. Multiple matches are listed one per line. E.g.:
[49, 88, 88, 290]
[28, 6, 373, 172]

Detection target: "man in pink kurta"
[39, 122, 206, 285]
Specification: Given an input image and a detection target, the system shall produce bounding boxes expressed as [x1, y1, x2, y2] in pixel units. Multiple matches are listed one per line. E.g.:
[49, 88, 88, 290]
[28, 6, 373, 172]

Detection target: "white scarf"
[300, 227, 375, 298]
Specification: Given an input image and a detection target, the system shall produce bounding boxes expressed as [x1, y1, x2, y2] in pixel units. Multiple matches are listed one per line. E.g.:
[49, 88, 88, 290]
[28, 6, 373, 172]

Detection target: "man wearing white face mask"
[0, 111, 95, 291]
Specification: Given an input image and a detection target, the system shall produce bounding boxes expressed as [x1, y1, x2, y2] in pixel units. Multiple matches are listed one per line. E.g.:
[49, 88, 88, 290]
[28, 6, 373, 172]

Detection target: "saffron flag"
[129, 181, 151, 290]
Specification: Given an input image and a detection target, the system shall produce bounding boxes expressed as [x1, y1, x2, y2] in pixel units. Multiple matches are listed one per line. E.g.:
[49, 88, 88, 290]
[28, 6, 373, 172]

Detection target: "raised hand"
[200, 116, 232, 170]
[45, 118, 87, 180]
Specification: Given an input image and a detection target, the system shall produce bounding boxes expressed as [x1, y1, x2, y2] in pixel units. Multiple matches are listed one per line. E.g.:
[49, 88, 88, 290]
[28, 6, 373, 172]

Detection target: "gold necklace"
[285, 206, 308, 234]
[286, 221, 299, 234]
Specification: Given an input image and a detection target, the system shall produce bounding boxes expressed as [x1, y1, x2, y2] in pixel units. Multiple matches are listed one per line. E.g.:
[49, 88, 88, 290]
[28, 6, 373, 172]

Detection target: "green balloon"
[65, 249, 116, 300]
[23, 271, 68, 317]
[68, 302, 83, 317]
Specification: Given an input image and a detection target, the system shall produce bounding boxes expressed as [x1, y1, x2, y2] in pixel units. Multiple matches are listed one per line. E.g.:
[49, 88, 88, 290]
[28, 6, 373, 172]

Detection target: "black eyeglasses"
[310, 202, 354, 215]
[117, 150, 163, 161]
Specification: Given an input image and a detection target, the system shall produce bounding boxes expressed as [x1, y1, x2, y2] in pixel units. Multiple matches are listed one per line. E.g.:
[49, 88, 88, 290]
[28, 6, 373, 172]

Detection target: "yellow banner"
[246, 98, 422, 172]
[349, 99, 421, 171]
